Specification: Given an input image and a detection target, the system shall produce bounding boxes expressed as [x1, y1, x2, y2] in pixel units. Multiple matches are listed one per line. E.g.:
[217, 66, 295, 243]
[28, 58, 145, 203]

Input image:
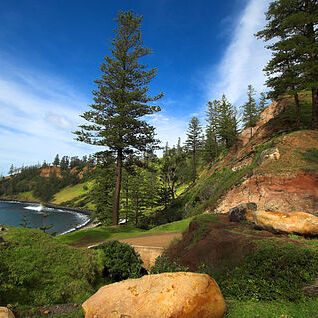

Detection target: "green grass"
[54, 225, 146, 245]
[0, 227, 103, 307]
[1, 191, 39, 202]
[55, 216, 194, 246]
[226, 299, 318, 318]
[52, 181, 92, 205]
[148, 217, 193, 233]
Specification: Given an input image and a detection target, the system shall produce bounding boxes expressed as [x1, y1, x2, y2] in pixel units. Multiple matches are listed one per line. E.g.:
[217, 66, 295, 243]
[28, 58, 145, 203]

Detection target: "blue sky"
[0, 0, 271, 175]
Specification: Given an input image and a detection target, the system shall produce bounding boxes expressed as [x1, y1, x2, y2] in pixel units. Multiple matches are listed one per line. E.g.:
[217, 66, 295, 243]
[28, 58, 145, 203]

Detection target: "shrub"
[150, 255, 188, 274]
[210, 240, 318, 301]
[92, 240, 144, 282]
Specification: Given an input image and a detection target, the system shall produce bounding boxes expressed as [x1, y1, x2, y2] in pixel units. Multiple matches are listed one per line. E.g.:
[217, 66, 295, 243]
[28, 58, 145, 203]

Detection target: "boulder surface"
[82, 272, 226, 318]
[253, 210, 318, 236]
[0, 307, 15, 318]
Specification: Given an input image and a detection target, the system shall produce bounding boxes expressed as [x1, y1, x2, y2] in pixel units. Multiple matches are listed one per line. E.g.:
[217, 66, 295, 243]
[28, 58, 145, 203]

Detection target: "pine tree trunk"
[312, 88, 318, 130]
[293, 92, 301, 129]
[113, 149, 123, 225]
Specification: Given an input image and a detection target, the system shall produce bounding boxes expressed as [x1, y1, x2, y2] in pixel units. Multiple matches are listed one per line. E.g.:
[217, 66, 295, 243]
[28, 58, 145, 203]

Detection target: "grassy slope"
[52, 182, 91, 204]
[0, 227, 103, 309]
[55, 217, 193, 246]
[2, 190, 40, 202]
[226, 300, 318, 318]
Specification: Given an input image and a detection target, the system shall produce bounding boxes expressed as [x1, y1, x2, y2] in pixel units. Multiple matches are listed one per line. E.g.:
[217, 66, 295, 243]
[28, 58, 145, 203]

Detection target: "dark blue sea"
[0, 201, 90, 235]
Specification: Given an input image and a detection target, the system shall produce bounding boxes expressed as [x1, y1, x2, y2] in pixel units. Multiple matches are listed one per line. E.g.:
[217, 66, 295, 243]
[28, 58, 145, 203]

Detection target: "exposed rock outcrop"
[40, 166, 62, 178]
[216, 172, 318, 215]
[82, 272, 226, 318]
[253, 210, 318, 236]
[228, 203, 257, 222]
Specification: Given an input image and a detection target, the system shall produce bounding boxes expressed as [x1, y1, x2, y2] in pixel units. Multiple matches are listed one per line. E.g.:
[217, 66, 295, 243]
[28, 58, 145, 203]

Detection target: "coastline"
[0, 198, 98, 235]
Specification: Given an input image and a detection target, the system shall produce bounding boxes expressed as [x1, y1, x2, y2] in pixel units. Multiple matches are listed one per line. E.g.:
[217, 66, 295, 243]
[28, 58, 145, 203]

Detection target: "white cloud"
[0, 56, 95, 175]
[206, 0, 271, 106]
[146, 112, 188, 149]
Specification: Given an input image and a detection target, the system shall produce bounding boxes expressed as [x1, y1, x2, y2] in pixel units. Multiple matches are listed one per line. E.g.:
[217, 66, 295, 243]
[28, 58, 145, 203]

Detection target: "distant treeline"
[1, 154, 96, 203]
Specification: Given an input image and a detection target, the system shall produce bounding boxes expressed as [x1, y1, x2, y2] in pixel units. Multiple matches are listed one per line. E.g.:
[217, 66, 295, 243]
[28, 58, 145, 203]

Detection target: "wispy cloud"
[0, 55, 188, 174]
[0, 55, 95, 175]
[146, 112, 188, 149]
[206, 0, 271, 106]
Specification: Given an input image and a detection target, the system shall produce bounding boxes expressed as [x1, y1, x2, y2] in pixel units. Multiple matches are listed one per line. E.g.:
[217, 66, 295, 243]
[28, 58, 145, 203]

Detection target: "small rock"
[43, 310, 50, 315]
[0, 307, 15, 318]
[228, 203, 257, 223]
[260, 147, 280, 164]
[83, 272, 226, 318]
[302, 278, 318, 297]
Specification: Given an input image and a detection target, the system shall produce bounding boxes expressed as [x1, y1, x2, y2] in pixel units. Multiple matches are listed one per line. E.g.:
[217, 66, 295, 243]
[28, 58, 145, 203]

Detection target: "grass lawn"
[225, 299, 318, 318]
[52, 182, 91, 204]
[55, 217, 193, 246]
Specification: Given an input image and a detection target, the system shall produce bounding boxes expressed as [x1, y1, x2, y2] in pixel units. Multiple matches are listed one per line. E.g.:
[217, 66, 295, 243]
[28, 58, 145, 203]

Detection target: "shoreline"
[0, 198, 98, 235]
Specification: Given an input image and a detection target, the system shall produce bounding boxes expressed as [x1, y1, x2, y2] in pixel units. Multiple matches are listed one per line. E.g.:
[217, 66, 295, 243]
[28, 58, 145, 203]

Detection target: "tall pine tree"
[256, 0, 318, 129]
[75, 11, 163, 225]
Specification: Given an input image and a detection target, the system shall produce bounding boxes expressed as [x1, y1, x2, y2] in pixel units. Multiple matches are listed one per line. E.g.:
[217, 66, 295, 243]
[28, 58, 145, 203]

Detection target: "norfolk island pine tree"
[74, 10, 163, 225]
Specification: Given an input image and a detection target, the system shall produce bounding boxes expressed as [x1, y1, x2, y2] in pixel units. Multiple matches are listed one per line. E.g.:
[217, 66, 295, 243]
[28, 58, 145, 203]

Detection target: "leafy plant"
[92, 240, 144, 282]
[150, 255, 188, 274]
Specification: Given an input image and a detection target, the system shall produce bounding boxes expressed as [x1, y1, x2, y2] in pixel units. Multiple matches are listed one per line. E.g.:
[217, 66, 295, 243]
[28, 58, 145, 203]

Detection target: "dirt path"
[85, 231, 182, 249]
[118, 232, 182, 248]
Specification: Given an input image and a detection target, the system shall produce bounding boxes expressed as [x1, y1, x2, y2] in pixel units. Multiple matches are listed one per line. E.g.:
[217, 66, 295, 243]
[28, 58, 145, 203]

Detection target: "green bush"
[211, 240, 318, 301]
[150, 255, 188, 274]
[92, 240, 144, 282]
[0, 227, 103, 306]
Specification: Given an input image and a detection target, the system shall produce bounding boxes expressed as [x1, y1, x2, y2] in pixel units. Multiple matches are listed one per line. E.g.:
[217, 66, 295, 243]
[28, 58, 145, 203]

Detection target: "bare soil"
[165, 215, 304, 273]
[118, 232, 182, 248]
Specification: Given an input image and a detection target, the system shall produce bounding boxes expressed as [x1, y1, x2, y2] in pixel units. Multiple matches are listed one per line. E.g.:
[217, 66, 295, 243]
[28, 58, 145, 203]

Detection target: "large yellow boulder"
[82, 272, 226, 318]
[0, 307, 14, 318]
[253, 210, 318, 236]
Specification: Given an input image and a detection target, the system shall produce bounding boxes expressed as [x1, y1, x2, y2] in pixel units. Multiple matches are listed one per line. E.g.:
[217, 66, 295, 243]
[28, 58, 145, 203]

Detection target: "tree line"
[75, 4, 318, 226]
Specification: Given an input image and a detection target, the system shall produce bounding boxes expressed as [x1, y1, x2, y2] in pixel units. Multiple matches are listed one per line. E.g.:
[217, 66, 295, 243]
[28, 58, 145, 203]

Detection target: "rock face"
[215, 173, 318, 215]
[82, 272, 226, 318]
[0, 307, 15, 318]
[253, 210, 318, 236]
[228, 203, 257, 222]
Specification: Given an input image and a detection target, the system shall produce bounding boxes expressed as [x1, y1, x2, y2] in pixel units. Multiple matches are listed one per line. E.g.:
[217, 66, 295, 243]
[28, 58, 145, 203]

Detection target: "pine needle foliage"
[74, 10, 163, 224]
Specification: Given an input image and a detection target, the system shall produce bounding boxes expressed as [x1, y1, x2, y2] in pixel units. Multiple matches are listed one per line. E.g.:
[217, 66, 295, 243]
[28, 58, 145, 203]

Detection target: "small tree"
[242, 85, 259, 138]
[185, 117, 203, 181]
[217, 94, 238, 149]
[205, 99, 220, 160]
[53, 154, 60, 166]
[74, 10, 163, 225]
[9, 164, 14, 176]
[258, 92, 267, 113]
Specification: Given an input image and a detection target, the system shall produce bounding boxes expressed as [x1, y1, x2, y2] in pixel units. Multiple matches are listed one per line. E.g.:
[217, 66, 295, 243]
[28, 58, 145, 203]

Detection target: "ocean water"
[0, 201, 90, 235]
